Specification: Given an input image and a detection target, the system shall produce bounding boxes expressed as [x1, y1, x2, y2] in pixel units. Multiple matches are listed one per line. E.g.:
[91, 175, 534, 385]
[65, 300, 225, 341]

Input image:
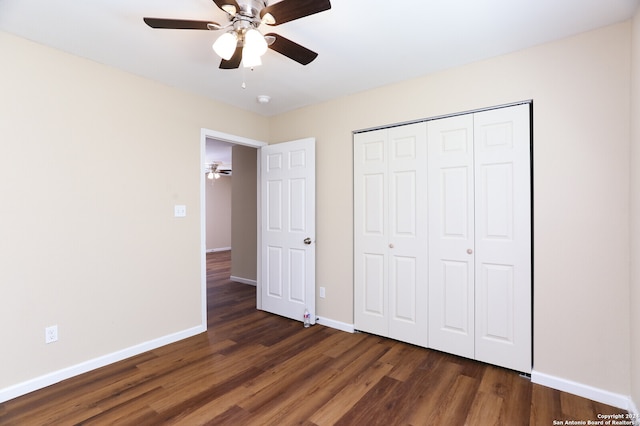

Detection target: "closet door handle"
[304, 238, 312, 245]
[467, 248, 473, 254]
[389, 243, 395, 249]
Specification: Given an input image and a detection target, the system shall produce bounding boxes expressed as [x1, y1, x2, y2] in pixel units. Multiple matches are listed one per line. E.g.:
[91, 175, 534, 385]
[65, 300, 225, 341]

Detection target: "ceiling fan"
[143, 0, 331, 69]
[206, 162, 232, 179]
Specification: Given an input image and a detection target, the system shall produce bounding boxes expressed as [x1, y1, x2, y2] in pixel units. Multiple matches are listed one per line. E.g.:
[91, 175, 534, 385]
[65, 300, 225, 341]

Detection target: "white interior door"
[354, 124, 428, 346]
[260, 138, 316, 324]
[354, 129, 389, 336]
[387, 124, 428, 346]
[427, 114, 476, 359]
[473, 104, 531, 373]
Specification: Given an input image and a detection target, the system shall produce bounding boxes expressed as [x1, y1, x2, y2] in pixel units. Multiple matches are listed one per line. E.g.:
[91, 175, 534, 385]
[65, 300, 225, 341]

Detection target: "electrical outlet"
[320, 287, 326, 298]
[45, 325, 58, 344]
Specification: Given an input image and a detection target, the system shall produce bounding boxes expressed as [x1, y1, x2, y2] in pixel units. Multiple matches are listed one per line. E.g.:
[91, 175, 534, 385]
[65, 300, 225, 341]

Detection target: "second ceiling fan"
[144, 0, 331, 69]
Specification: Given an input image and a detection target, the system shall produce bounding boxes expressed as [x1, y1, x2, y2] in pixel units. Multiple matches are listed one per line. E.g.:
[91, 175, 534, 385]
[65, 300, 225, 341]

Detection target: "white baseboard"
[206, 247, 231, 253]
[316, 316, 355, 333]
[0, 325, 205, 404]
[531, 370, 632, 411]
[230, 275, 256, 286]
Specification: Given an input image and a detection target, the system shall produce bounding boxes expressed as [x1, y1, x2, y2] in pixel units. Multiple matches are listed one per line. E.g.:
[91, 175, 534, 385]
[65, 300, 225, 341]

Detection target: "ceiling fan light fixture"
[212, 31, 238, 60]
[207, 171, 214, 180]
[221, 4, 236, 16]
[242, 44, 262, 68]
[244, 28, 268, 56]
[261, 12, 275, 25]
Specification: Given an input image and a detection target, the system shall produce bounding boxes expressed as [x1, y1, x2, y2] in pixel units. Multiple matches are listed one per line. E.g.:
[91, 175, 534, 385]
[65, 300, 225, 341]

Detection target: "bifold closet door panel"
[473, 104, 531, 373]
[427, 114, 476, 359]
[387, 123, 428, 347]
[354, 130, 389, 336]
[354, 123, 428, 346]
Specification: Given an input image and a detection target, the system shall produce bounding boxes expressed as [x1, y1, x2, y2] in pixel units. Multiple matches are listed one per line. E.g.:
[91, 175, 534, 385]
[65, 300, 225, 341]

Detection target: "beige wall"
[270, 23, 632, 396]
[1, 17, 637, 408]
[0, 31, 268, 391]
[231, 145, 257, 281]
[631, 7, 640, 413]
[206, 176, 232, 251]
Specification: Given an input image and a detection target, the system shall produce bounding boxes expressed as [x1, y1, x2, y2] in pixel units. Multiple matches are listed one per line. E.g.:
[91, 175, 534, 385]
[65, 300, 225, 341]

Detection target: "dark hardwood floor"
[0, 250, 626, 425]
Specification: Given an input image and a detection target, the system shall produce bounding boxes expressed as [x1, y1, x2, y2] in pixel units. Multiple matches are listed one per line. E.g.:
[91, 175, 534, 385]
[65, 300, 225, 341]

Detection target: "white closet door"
[427, 114, 476, 359]
[354, 123, 428, 346]
[354, 129, 389, 336]
[473, 104, 531, 373]
[387, 123, 428, 347]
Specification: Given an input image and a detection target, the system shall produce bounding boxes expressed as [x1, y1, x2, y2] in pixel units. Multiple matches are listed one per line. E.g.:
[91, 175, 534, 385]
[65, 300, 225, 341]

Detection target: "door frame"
[200, 128, 267, 327]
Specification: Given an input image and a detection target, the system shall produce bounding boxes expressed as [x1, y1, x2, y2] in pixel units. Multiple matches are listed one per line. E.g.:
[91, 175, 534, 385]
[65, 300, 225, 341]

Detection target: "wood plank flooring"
[0, 250, 627, 425]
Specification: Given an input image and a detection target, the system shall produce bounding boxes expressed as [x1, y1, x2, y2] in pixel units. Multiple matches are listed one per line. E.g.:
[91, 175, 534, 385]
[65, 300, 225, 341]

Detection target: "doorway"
[199, 128, 267, 328]
[204, 139, 234, 254]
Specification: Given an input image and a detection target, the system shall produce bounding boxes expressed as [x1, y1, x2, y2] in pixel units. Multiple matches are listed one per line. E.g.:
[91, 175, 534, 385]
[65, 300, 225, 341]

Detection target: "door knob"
[389, 243, 395, 249]
[467, 248, 473, 254]
[304, 238, 312, 245]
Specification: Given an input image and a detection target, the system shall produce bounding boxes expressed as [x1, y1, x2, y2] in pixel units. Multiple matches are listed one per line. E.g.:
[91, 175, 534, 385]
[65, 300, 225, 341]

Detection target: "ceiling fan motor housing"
[228, 1, 268, 40]
[236, 0, 268, 19]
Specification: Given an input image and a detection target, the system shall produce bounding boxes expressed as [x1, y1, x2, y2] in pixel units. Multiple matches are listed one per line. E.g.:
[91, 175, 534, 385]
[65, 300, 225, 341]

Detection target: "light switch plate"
[174, 205, 186, 217]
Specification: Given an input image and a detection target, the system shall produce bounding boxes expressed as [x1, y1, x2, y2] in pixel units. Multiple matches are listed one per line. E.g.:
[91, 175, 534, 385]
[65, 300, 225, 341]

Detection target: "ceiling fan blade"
[266, 33, 318, 65]
[212, 0, 241, 14]
[260, 0, 331, 26]
[219, 45, 242, 69]
[143, 17, 219, 30]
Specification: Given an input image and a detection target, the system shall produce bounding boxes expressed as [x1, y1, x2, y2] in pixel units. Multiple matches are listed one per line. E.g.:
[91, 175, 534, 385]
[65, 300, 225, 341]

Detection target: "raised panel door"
[261, 139, 316, 324]
[473, 104, 531, 373]
[427, 114, 475, 359]
[354, 123, 428, 345]
[354, 130, 389, 335]
[387, 123, 428, 347]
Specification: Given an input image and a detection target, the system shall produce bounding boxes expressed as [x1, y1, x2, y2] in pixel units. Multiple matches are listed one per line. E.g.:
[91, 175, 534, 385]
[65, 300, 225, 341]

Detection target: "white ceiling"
[0, 0, 638, 116]
[205, 139, 234, 168]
